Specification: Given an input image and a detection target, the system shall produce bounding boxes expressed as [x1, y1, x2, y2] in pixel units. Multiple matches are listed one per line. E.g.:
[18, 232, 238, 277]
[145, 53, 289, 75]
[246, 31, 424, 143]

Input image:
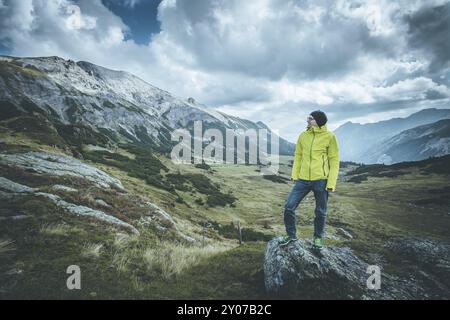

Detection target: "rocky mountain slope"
[264, 237, 449, 299]
[0, 55, 294, 156]
[335, 108, 450, 163]
[1, 131, 449, 298]
[1, 55, 449, 300]
[364, 119, 450, 164]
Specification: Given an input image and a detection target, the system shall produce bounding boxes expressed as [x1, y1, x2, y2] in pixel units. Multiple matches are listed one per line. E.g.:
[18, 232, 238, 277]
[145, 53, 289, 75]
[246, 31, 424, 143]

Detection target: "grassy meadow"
[1, 121, 449, 299]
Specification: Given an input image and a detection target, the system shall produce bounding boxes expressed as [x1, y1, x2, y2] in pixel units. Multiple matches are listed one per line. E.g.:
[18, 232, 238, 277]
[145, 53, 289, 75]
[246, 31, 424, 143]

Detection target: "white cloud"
[65, 4, 97, 30]
[372, 77, 450, 101]
[1, 0, 449, 143]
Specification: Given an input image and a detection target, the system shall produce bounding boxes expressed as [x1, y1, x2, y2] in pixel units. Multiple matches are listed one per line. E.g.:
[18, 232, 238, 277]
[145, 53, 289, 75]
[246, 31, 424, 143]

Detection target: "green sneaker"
[313, 237, 323, 249]
[279, 235, 298, 247]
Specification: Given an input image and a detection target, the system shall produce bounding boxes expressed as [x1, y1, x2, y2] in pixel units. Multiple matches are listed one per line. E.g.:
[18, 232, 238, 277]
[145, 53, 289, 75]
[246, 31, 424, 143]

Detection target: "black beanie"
[310, 110, 328, 127]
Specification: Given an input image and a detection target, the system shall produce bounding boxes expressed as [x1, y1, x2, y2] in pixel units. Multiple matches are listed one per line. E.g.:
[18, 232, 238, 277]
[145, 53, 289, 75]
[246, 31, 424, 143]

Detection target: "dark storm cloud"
[1, 0, 450, 140]
[405, 2, 450, 74]
[158, 0, 403, 81]
[156, 0, 437, 83]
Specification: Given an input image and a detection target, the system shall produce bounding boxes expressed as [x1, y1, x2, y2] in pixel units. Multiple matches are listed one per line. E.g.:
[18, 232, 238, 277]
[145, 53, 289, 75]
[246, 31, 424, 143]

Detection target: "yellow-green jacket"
[291, 124, 340, 191]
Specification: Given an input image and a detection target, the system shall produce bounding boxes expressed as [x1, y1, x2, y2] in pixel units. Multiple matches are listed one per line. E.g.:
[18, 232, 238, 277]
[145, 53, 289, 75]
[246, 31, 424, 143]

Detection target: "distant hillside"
[344, 153, 450, 184]
[0, 55, 295, 156]
[365, 119, 450, 164]
[335, 108, 450, 163]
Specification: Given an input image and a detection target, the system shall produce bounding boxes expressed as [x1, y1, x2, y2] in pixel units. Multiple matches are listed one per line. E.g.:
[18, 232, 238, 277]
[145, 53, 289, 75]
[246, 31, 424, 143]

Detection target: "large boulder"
[0, 151, 124, 191]
[264, 237, 416, 299]
[0, 177, 139, 235]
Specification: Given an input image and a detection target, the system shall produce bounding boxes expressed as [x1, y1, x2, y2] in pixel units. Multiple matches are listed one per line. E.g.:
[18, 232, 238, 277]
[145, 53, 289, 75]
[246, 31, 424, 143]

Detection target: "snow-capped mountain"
[0, 55, 294, 155]
[364, 119, 450, 164]
[335, 108, 450, 163]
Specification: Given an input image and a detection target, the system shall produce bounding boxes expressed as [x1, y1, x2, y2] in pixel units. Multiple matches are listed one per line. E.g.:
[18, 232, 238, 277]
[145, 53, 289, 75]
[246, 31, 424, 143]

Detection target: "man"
[280, 110, 339, 249]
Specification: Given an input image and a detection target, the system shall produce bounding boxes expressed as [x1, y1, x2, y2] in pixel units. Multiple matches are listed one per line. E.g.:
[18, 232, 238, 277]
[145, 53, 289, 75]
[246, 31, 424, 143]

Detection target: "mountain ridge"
[365, 118, 450, 164]
[0, 55, 295, 156]
[335, 107, 450, 163]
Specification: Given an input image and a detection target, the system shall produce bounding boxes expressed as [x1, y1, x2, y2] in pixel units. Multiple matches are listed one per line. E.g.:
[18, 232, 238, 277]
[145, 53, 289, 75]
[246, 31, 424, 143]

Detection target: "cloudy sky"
[1, 0, 449, 142]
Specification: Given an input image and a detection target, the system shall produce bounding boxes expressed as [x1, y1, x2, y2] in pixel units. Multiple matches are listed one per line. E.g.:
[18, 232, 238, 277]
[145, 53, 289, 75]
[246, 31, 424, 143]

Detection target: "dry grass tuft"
[143, 242, 229, 279]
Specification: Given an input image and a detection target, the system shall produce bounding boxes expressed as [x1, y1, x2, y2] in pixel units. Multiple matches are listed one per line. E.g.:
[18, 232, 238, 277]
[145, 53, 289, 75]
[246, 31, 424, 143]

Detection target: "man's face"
[307, 115, 317, 127]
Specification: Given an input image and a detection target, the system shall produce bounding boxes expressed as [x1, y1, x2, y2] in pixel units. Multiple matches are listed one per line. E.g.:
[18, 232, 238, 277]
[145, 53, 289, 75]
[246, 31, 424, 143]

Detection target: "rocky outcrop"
[0, 175, 196, 241]
[0, 147, 197, 241]
[51, 185, 78, 193]
[0, 177, 37, 193]
[386, 237, 450, 298]
[264, 237, 418, 299]
[140, 202, 195, 243]
[0, 151, 124, 190]
[387, 238, 450, 271]
[0, 56, 295, 155]
[336, 227, 353, 239]
[0, 177, 138, 235]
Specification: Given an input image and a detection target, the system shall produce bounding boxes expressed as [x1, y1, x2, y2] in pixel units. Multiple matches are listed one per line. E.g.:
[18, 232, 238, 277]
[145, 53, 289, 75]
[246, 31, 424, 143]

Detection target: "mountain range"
[363, 119, 450, 164]
[335, 108, 450, 164]
[0, 55, 294, 157]
[1, 55, 449, 299]
[2, 55, 449, 166]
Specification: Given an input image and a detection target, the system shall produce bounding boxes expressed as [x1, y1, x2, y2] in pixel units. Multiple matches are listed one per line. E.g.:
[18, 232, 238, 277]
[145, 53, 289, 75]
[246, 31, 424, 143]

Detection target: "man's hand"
[326, 188, 334, 192]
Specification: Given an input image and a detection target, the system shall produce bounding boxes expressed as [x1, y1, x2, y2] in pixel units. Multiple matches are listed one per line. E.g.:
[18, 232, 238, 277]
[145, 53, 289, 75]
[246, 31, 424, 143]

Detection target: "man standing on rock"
[280, 110, 339, 249]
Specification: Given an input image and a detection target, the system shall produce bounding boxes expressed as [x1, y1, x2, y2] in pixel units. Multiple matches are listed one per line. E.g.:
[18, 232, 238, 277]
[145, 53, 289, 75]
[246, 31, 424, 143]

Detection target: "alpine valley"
[0, 56, 449, 299]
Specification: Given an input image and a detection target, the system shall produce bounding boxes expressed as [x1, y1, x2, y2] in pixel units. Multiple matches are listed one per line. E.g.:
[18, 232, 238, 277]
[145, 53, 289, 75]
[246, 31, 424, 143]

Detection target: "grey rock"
[0, 152, 124, 191]
[1, 174, 194, 241]
[147, 202, 178, 227]
[95, 199, 111, 208]
[144, 202, 195, 242]
[0, 176, 138, 235]
[37, 192, 139, 235]
[387, 238, 450, 269]
[386, 237, 450, 296]
[336, 227, 354, 239]
[52, 185, 78, 193]
[264, 237, 417, 299]
[0, 177, 37, 193]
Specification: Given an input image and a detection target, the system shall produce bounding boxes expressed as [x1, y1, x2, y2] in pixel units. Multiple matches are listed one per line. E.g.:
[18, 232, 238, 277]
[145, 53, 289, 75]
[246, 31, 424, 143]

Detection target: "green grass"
[0, 191, 264, 299]
[81, 146, 237, 207]
[1, 128, 450, 299]
[81, 145, 171, 191]
[4, 115, 68, 149]
[0, 61, 46, 78]
[138, 242, 266, 299]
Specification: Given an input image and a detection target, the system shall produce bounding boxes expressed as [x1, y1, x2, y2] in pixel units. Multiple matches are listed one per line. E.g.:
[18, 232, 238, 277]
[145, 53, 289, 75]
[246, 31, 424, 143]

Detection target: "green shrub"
[206, 192, 236, 207]
[82, 145, 171, 191]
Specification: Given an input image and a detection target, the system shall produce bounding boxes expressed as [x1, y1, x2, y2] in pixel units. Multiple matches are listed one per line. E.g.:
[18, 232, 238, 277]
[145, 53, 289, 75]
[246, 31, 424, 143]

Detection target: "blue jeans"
[283, 179, 329, 239]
